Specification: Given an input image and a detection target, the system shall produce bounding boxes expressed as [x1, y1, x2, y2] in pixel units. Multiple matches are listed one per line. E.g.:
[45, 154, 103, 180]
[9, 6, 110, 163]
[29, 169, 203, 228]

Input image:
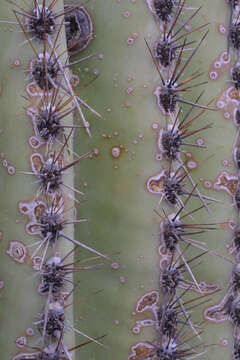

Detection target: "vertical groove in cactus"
[0, 1, 75, 358]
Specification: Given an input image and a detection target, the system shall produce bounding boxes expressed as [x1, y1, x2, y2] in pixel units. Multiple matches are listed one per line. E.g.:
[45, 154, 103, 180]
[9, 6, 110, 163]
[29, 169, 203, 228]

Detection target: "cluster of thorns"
[3, 1, 110, 359]
[141, 1, 240, 359]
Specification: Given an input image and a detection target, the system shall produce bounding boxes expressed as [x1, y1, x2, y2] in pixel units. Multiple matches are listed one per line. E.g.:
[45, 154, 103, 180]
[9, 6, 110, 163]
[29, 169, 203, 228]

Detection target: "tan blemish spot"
[7, 165, 16, 175]
[129, 342, 155, 360]
[29, 136, 42, 149]
[146, 170, 166, 194]
[0, 230, 3, 241]
[220, 339, 229, 347]
[152, 123, 159, 131]
[132, 319, 155, 335]
[216, 86, 240, 122]
[11, 59, 21, 68]
[136, 290, 159, 313]
[26, 328, 34, 336]
[209, 51, 231, 81]
[93, 148, 100, 157]
[213, 172, 238, 195]
[218, 23, 227, 35]
[34, 204, 45, 222]
[6, 241, 28, 264]
[126, 87, 135, 95]
[15, 336, 27, 349]
[183, 152, 198, 171]
[126, 37, 135, 45]
[180, 281, 220, 295]
[32, 256, 42, 271]
[19, 199, 47, 236]
[111, 262, 120, 270]
[26, 82, 40, 97]
[204, 303, 228, 323]
[201, 172, 238, 196]
[110, 146, 123, 159]
[31, 153, 44, 173]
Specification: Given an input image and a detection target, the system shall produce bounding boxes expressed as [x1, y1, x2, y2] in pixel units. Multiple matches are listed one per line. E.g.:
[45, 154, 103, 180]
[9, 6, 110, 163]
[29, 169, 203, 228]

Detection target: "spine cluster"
[144, 1, 223, 358]
[3, 1, 105, 359]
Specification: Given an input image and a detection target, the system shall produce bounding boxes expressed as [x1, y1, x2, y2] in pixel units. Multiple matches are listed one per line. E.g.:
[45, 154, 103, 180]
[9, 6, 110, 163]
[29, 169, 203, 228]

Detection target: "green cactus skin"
[0, 0, 239, 360]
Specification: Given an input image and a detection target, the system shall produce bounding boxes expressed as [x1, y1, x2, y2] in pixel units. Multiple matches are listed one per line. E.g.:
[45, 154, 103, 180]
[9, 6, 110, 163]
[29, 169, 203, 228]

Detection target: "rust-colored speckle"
[201, 172, 238, 196]
[218, 23, 227, 35]
[209, 51, 231, 81]
[31, 153, 44, 173]
[136, 290, 159, 313]
[129, 342, 155, 360]
[183, 152, 198, 171]
[180, 281, 220, 295]
[19, 199, 46, 236]
[158, 240, 171, 271]
[25, 328, 34, 337]
[34, 204, 45, 222]
[11, 59, 21, 68]
[110, 145, 124, 159]
[29, 136, 42, 149]
[15, 336, 27, 349]
[146, 170, 166, 194]
[26, 82, 40, 97]
[204, 291, 230, 323]
[220, 339, 229, 347]
[6, 241, 28, 264]
[216, 86, 240, 123]
[32, 256, 42, 271]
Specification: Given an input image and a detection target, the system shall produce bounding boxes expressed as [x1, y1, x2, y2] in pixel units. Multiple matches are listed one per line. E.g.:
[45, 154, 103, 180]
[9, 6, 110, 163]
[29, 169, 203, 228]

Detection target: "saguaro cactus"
[0, 1, 239, 360]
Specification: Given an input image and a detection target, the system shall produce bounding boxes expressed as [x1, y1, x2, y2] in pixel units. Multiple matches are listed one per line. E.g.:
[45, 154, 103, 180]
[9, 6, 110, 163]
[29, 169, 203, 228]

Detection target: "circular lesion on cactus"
[135, 291, 159, 313]
[6, 241, 28, 264]
[64, 4, 94, 55]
